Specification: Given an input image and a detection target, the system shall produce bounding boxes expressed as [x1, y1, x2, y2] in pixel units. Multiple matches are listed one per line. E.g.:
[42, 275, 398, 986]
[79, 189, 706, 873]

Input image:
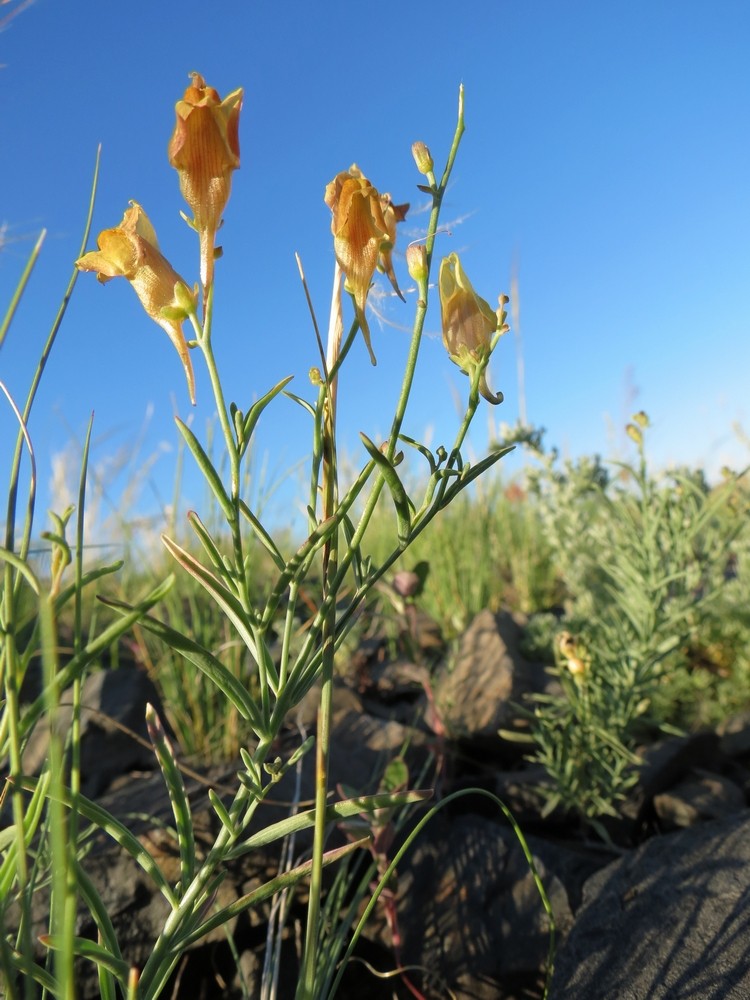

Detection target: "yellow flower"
[439, 253, 504, 404]
[168, 72, 243, 290]
[324, 165, 396, 365]
[626, 423, 643, 445]
[557, 631, 588, 678]
[75, 202, 197, 404]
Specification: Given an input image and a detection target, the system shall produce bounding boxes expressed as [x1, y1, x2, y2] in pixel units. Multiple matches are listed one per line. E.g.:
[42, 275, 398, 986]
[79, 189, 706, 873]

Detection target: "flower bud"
[75, 202, 197, 403]
[632, 410, 650, 428]
[406, 242, 428, 284]
[411, 141, 434, 175]
[557, 631, 587, 678]
[393, 570, 421, 598]
[626, 423, 643, 445]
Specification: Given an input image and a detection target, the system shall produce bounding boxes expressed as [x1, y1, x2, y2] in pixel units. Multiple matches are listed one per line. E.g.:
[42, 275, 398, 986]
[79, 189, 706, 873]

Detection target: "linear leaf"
[15, 777, 178, 908]
[175, 417, 234, 520]
[99, 599, 265, 732]
[226, 789, 432, 859]
[146, 704, 196, 890]
[18, 576, 174, 743]
[241, 375, 295, 452]
[182, 837, 370, 947]
[40, 935, 130, 982]
[186, 511, 235, 582]
[238, 500, 286, 572]
[0, 546, 40, 592]
[360, 433, 413, 546]
[161, 535, 273, 686]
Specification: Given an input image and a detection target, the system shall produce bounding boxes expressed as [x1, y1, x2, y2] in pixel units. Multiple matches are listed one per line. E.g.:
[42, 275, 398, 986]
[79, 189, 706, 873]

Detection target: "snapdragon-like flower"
[324, 165, 407, 365]
[75, 202, 197, 404]
[168, 72, 243, 291]
[558, 631, 588, 679]
[439, 252, 506, 405]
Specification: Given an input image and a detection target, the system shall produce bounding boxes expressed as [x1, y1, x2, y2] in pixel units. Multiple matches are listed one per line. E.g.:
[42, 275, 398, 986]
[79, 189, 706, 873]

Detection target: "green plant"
[524, 415, 746, 832]
[1, 75, 549, 999]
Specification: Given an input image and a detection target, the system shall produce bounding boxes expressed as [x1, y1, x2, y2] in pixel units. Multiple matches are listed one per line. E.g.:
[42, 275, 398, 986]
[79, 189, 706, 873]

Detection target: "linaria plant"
[0, 75, 545, 999]
[522, 415, 745, 835]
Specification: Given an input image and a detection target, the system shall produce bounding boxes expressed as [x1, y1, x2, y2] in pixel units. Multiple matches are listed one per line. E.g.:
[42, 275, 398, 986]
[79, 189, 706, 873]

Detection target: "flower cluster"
[76, 76, 506, 409]
[76, 72, 243, 404]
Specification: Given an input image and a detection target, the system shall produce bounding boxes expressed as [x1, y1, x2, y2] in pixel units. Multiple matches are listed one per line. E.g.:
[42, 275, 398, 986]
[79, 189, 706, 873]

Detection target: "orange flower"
[324, 165, 401, 365]
[168, 72, 243, 290]
[439, 253, 505, 404]
[75, 202, 197, 404]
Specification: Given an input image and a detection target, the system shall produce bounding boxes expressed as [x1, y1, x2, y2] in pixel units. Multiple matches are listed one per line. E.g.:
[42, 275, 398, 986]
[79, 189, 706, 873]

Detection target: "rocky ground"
[16, 608, 750, 998]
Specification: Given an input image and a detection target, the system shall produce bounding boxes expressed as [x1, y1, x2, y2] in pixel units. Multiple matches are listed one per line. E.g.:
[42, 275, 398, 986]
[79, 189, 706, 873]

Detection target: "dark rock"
[21, 666, 165, 797]
[397, 813, 571, 998]
[362, 658, 431, 702]
[550, 811, 750, 1000]
[653, 768, 746, 829]
[434, 609, 549, 743]
[718, 712, 750, 757]
[620, 730, 721, 831]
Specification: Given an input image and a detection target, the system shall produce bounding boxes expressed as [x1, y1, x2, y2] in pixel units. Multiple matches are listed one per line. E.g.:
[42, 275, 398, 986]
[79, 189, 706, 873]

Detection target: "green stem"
[195, 286, 241, 500]
[138, 735, 277, 995]
[386, 85, 465, 461]
[299, 281, 340, 997]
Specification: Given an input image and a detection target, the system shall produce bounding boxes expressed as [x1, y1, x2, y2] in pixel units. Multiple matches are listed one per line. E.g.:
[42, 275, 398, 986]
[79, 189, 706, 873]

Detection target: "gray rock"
[398, 813, 572, 998]
[653, 768, 746, 829]
[550, 811, 750, 999]
[434, 609, 548, 741]
[21, 666, 164, 797]
[620, 730, 721, 828]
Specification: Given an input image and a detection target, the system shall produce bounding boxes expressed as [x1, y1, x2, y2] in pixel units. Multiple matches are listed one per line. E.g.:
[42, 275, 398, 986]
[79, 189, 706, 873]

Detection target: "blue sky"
[2, 0, 749, 538]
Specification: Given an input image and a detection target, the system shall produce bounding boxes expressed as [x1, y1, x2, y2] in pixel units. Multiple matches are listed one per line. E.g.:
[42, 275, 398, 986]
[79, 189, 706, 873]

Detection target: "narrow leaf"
[182, 837, 370, 947]
[439, 445, 514, 507]
[19, 576, 174, 744]
[175, 417, 234, 520]
[282, 389, 316, 418]
[41, 935, 130, 981]
[187, 510, 235, 582]
[99, 599, 265, 731]
[208, 788, 235, 834]
[15, 777, 178, 908]
[241, 375, 295, 451]
[161, 535, 278, 691]
[227, 789, 432, 859]
[238, 499, 286, 572]
[0, 545, 40, 592]
[360, 433, 413, 546]
[75, 861, 125, 975]
[146, 704, 196, 890]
